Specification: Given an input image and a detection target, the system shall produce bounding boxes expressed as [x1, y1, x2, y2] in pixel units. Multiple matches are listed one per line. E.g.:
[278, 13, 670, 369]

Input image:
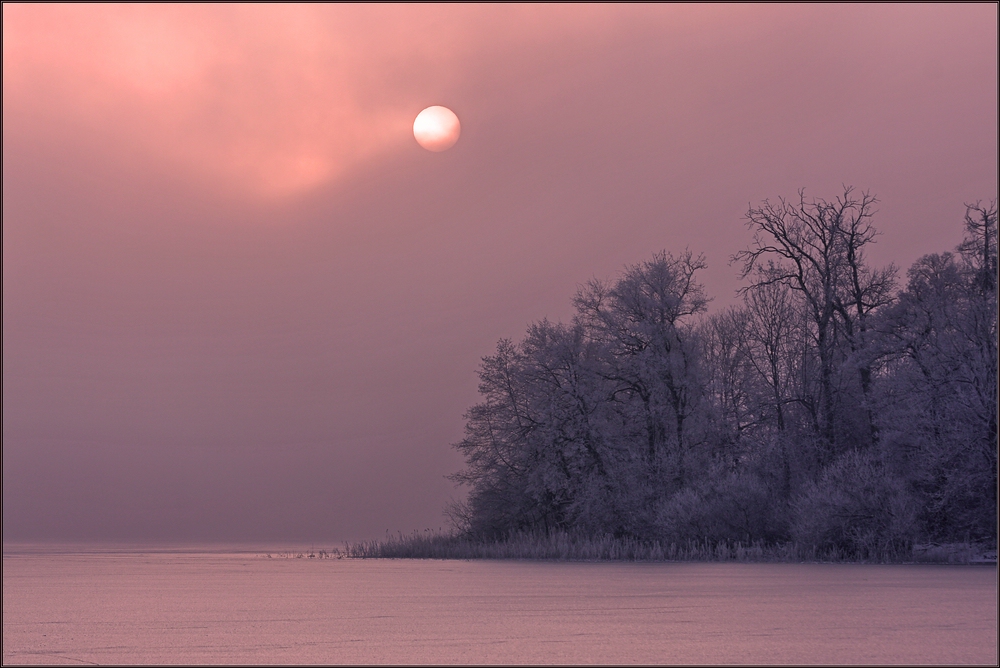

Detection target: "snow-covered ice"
[3, 547, 997, 665]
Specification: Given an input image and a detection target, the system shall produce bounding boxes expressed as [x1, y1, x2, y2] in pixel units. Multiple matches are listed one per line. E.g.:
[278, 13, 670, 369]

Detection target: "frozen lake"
[3, 546, 996, 665]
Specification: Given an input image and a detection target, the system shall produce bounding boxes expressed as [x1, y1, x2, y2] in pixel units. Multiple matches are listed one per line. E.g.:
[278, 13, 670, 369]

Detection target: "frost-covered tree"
[878, 201, 997, 542]
[449, 196, 996, 551]
[573, 250, 709, 489]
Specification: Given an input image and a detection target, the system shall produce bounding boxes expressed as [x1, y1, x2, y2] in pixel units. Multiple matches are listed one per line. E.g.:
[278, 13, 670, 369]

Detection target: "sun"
[413, 106, 461, 152]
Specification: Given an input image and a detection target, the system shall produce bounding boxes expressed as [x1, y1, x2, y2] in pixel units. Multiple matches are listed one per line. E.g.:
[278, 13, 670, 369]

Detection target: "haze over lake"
[3, 3, 996, 545]
[3, 548, 996, 665]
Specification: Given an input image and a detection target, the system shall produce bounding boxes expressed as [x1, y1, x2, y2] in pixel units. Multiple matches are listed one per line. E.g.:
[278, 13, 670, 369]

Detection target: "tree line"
[449, 188, 997, 556]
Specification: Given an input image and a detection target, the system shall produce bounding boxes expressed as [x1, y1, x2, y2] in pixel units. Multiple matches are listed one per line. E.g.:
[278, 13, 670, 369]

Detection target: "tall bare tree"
[733, 187, 893, 455]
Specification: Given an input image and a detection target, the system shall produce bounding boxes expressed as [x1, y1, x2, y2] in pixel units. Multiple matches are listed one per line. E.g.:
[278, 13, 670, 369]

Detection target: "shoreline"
[335, 532, 998, 565]
[5, 538, 994, 565]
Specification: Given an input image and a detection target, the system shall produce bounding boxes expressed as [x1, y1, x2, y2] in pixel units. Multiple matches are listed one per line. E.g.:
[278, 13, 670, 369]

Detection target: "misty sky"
[3, 4, 997, 542]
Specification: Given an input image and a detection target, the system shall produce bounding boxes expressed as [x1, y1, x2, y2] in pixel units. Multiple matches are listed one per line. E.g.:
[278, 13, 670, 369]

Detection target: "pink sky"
[3, 4, 997, 542]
